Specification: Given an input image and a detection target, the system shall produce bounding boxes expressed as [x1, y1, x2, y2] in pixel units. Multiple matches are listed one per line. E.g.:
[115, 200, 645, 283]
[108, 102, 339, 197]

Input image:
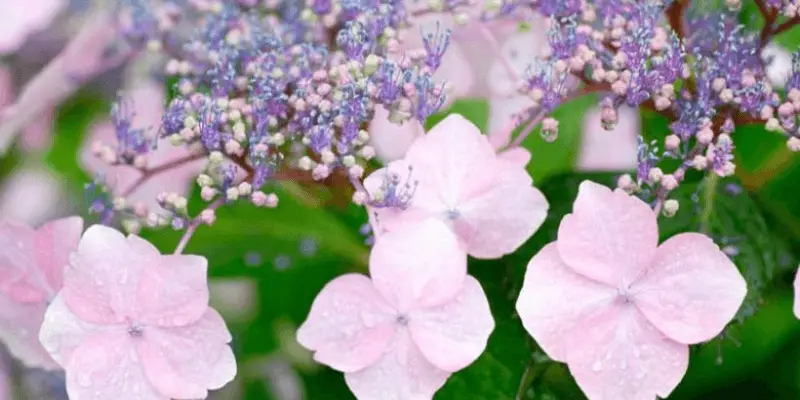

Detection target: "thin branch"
[174, 198, 224, 255]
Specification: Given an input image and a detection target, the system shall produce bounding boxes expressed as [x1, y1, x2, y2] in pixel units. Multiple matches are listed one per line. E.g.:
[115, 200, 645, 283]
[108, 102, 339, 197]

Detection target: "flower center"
[396, 314, 409, 326]
[127, 323, 144, 338]
[445, 208, 461, 220]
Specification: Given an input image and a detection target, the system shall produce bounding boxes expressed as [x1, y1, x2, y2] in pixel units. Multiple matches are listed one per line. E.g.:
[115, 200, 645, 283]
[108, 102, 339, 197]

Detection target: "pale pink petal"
[136, 254, 210, 327]
[39, 295, 107, 367]
[296, 274, 397, 373]
[65, 332, 165, 400]
[344, 331, 450, 400]
[408, 276, 494, 372]
[19, 108, 54, 152]
[516, 243, 616, 361]
[63, 225, 147, 324]
[565, 306, 689, 400]
[34, 216, 83, 295]
[557, 180, 659, 286]
[403, 114, 496, 211]
[0, 0, 64, 54]
[0, 292, 58, 369]
[369, 220, 467, 311]
[0, 221, 44, 302]
[454, 165, 548, 259]
[138, 309, 236, 399]
[795, 266, 800, 319]
[485, 28, 548, 99]
[368, 105, 424, 162]
[577, 106, 639, 172]
[497, 147, 531, 169]
[0, 166, 65, 225]
[487, 95, 534, 147]
[632, 233, 747, 344]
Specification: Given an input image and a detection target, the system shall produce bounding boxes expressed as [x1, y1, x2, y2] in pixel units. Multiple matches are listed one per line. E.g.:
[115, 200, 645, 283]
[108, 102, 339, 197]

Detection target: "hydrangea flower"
[39, 224, 236, 399]
[297, 221, 493, 399]
[365, 114, 548, 259]
[81, 82, 204, 214]
[516, 181, 747, 400]
[0, 216, 82, 370]
[0, 0, 64, 55]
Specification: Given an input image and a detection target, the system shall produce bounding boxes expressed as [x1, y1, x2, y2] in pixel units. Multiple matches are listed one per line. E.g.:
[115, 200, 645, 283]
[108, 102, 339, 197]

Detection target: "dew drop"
[592, 360, 602, 372]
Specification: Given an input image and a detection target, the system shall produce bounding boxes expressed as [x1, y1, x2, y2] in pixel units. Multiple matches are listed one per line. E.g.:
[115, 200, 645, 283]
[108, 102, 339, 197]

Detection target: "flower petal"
[497, 147, 531, 169]
[136, 254, 209, 327]
[138, 309, 236, 399]
[39, 295, 105, 367]
[577, 106, 640, 172]
[65, 332, 164, 400]
[0, 292, 57, 369]
[368, 105, 425, 162]
[34, 216, 83, 295]
[0, 221, 42, 302]
[516, 243, 616, 361]
[296, 274, 397, 373]
[63, 225, 148, 324]
[404, 114, 496, 207]
[455, 164, 548, 259]
[557, 180, 659, 286]
[369, 220, 467, 311]
[566, 306, 689, 400]
[345, 331, 450, 400]
[632, 233, 747, 344]
[408, 276, 494, 372]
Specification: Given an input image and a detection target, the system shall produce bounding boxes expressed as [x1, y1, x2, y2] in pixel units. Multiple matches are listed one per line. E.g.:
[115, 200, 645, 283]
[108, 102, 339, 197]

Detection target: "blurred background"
[1, 1, 800, 399]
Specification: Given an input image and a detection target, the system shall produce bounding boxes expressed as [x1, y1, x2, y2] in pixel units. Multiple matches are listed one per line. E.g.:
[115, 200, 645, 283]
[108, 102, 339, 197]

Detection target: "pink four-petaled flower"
[516, 180, 747, 400]
[297, 221, 494, 399]
[39, 225, 237, 400]
[0, 216, 82, 370]
[364, 114, 549, 259]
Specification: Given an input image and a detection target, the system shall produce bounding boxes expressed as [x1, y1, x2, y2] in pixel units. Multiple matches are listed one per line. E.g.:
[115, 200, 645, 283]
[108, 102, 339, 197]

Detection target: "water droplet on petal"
[592, 360, 602, 372]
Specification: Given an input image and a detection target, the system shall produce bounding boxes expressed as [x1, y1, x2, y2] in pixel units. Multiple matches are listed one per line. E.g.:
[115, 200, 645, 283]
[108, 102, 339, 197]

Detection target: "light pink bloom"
[0, 11, 130, 153]
[297, 221, 493, 399]
[365, 114, 548, 259]
[0, 165, 65, 226]
[81, 82, 204, 213]
[0, 216, 82, 370]
[368, 105, 425, 162]
[577, 106, 640, 172]
[0, 0, 65, 55]
[39, 225, 237, 399]
[516, 181, 747, 400]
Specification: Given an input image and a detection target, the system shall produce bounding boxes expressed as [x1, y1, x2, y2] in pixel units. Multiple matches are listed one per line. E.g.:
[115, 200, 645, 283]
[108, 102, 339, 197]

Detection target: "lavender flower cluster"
[78, 0, 800, 230]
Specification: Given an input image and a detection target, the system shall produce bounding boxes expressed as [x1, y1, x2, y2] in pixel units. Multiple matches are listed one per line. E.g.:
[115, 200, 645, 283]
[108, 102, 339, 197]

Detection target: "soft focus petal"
[455, 165, 548, 259]
[65, 332, 164, 400]
[632, 233, 747, 344]
[577, 106, 639, 172]
[63, 225, 150, 323]
[0, 166, 66, 226]
[408, 276, 494, 372]
[763, 44, 792, 89]
[557, 180, 659, 286]
[138, 309, 236, 399]
[486, 28, 548, 98]
[794, 266, 800, 319]
[0, 221, 41, 302]
[296, 274, 397, 373]
[39, 295, 106, 368]
[516, 243, 616, 361]
[0, 292, 58, 369]
[369, 220, 467, 312]
[487, 95, 534, 147]
[136, 253, 210, 327]
[497, 147, 531, 169]
[368, 105, 424, 162]
[34, 216, 83, 295]
[344, 331, 450, 400]
[0, 0, 64, 54]
[566, 306, 689, 400]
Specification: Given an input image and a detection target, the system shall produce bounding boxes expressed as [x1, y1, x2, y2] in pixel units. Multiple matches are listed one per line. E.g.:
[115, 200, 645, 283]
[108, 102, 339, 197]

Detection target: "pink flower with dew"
[81, 83, 204, 214]
[0, 11, 129, 153]
[297, 221, 493, 399]
[516, 181, 747, 400]
[0, 216, 82, 370]
[0, 166, 65, 226]
[0, 0, 65, 55]
[577, 106, 640, 172]
[39, 225, 237, 399]
[365, 114, 548, 259]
